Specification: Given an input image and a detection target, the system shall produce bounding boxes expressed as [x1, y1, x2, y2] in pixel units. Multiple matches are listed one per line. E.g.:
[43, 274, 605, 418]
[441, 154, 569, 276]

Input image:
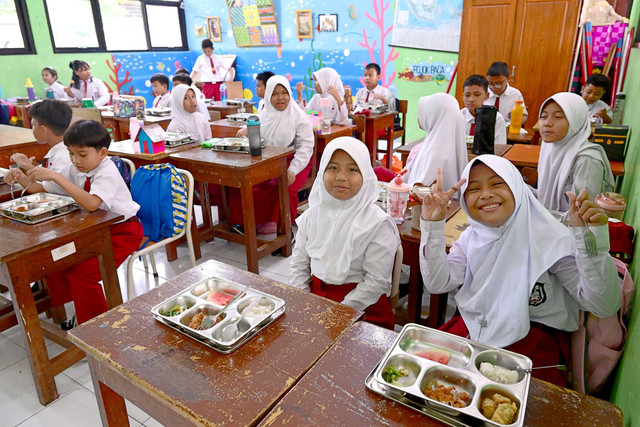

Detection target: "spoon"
[221, 296, 260, 342]
[516, 364, 566, 374]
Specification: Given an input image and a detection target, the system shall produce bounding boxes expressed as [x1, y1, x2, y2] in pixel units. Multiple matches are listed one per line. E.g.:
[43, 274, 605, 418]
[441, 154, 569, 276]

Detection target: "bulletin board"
[391, 0, 463, 52]
[227, 0, 281, 47]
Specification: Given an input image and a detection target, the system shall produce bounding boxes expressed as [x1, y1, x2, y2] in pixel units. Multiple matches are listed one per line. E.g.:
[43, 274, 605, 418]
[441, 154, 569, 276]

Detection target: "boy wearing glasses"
[485, 61, 528, 126]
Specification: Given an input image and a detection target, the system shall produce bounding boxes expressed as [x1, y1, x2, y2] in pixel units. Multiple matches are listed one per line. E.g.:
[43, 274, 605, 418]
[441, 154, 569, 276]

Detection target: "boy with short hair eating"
[150, 73, 172, 109]
[485, 61, 528, 125]
[355, 63, 389, 106]
[581, 73, 612, 124]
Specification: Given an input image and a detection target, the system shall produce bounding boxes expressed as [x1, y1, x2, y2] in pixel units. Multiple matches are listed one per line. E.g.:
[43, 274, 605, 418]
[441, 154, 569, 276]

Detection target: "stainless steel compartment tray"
[366, 323, 532, 427]
[0, 193, 79, 224]
[151, 277, 285, 353]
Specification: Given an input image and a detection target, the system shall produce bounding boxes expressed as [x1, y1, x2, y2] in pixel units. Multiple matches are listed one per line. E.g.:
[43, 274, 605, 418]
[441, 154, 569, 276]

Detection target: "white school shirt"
[69, 77, 110, 107]
[46, 81, 70, 99]
[192, 54, 228, 83]
[419, 219, 620, 338]
[586, 99, 613, 119]
[153, 93, 172, 109]
[43, 157, 140, 221]
[354, 85, 390, 106]
[43, 142, 71, 173]
[305, 94, 351, 125]
[461, 107, 507, 145]
[485, 84, 528, 121]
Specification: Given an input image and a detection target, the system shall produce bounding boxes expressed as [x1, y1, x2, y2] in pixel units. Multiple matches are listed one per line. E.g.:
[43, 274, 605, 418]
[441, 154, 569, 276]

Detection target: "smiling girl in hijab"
[295, 67, 351, 125]
[536, 92, 614, 212]
[167, 84, 212, 142]
[289, 137, 400, 329]
[418, 155, 620, 385]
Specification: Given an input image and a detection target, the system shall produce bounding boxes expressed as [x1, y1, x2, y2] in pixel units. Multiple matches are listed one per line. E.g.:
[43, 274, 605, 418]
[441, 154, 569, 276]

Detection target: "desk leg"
[3, 263, 59, 405]
[277, 170, 292, 257]
[241, 183, 259, 273]
[88, 358, 130, 427]
[407, 263, 423, 324]
[96, 230, 124, 310]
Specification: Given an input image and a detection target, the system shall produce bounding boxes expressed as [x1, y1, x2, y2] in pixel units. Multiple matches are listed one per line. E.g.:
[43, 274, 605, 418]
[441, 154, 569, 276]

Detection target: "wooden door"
[456, 0, 581, 128]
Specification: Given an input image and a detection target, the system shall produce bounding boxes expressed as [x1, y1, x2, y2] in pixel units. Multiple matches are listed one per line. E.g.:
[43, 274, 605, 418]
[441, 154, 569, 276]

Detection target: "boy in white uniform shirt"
[190, 39, 234, 100]
[64, 60, 111, 107]
[8, 120, 143, 326]
[41, 67, 70, 99]
[461, 75, 507, 145]
[581, 73, 613, 124]
[255, 70, 275, 113]
[354, 63, 390, 106]
[4, 100, 72, 176]
[484, 61, 528, 125]
[150, 73, 172, 109]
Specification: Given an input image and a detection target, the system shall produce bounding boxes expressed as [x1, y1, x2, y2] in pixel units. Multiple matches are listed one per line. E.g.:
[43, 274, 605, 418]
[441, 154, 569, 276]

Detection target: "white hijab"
[313, 67, 345, 98]
[168, 85, 212, 142]
[258, 75, 309, 147]
[405, 93, 468, 190]
[297, 137, 399, 284]
[456, 155, 575, 348]
[537, 92, 614, 211]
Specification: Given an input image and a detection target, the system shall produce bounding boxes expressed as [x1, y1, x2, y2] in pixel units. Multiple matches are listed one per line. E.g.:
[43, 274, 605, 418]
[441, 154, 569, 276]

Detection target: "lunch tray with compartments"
[365, 323, 532, 426]
[165, 132, 196, 148]
[0, 193, 79, 224]
[151, 277, 285, 353]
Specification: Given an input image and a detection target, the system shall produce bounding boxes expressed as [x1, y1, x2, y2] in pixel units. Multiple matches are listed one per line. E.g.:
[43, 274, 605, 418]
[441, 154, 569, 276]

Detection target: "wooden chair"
[70, 107, 102, 125]
[379, 99, 408, 145]
[520, 167, 538, 186]
[209, 110, 221, 122]
[390, 245, 404, 312]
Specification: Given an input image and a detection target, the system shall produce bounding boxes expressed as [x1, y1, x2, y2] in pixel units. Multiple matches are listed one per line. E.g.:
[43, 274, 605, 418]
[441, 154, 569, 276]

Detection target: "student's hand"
[236, 127, 248, 138]
[64, 84, 74, 97]
[327, 86, 342, 105]
[4, 168, 24, 186]
[422, 167, 466, 222]
[596, 108, 608, 119]
[295, 82, 304, 97]
[566, 189, 608, 227]
[287, 170, 296, 186]
[27, 166, 58, 183]
[10, 153, 36, 169]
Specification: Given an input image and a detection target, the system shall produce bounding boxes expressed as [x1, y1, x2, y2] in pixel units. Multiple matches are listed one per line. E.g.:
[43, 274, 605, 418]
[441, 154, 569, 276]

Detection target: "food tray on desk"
[0, 193, 79, 224]
[226, 112, 255, 122]
[151, 277, 285, 353]
[165, 132, 196, 147]
[146, 107, 172, 117]
[366, 323, 532, 426]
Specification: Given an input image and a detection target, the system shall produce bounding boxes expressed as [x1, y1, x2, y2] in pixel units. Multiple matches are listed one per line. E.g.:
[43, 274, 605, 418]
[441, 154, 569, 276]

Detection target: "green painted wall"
[1, 0, 111, 99]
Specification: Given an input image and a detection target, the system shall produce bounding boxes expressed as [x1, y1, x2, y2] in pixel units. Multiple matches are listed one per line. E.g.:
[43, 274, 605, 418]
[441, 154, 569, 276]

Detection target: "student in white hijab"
[537, 92, 615, 212]
[419, 155, 620, 385]
[232, 76, 314, 233]
[295, 67, 351, 125]
[290, 137, 400, 329]
[167, 84, 212, 142]
[404, 93, 468, 190]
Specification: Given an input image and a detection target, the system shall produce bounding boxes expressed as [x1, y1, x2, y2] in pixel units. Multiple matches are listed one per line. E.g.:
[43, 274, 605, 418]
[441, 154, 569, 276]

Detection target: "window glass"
[45, 0, 99, 49]
[146, 4, 182, 48]
[100, 0, 147, 51]
[0, 0, 24, 49]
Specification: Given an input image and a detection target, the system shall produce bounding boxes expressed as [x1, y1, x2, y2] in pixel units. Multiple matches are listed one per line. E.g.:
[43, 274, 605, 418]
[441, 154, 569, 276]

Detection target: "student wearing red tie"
[10, 121, 143, 326]
[64, 60, 111, 107]
[190, 39, 234, 100]
[354, 63, 390, 106]
[484, 61, 528, 125]
[150, 73, 173, 109]
[461, 75, 507, 145]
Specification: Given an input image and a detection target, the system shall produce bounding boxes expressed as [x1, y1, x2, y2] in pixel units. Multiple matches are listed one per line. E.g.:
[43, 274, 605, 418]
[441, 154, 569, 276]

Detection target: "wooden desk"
[364, 112, 395, 166]
[0, 210, 123, 405]
[503, 144, 625, 177]
[506, 127, 536, 144]
[467, 143, 513, 161]
[10, 102, 33, 128]
[0, 124, 48, 168]
[68, 259, 363, 426]
[170, 146, 293, 273]
[102, 112, 172, 141]
[397, 202, 465, 327]
[209, 118, 245, 138]
[259, 321, 623, 426]
[396, 141, 512, 169]
[207, 101, 256, 118]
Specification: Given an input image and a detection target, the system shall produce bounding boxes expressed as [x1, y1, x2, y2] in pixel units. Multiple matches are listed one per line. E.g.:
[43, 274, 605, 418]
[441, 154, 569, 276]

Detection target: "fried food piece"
[491, 402, 518, 425]
[482, 397, 497, 418]
[493, 393, 512, 405]
[423, 382, 468, 408]
[189, 312, 205, 329]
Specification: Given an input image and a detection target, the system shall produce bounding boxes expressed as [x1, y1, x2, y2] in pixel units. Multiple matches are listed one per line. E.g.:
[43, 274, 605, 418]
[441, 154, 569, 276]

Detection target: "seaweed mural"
[303, 39, 324, 100]
[359, 0, 397, 88]
[105, 54, 134, 95]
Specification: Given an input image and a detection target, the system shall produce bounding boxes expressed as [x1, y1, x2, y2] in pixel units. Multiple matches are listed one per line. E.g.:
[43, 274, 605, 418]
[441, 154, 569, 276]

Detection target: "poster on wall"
[391, 0, 463, 52]
[227, 0, 281, 47]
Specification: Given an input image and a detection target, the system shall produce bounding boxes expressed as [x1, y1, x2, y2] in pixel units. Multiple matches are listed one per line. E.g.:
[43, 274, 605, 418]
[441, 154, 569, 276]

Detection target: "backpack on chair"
[130, 164, 188, 243]
[571, 258, 634, 394]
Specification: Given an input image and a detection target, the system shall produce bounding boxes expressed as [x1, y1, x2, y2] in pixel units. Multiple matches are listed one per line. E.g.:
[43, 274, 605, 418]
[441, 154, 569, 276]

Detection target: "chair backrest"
[110, 156, 134, 187]
[227, 81, 244, 99]
[390, 244, 404, 309]
[209, 110, 221, 121]
[70, 107, 102, 126]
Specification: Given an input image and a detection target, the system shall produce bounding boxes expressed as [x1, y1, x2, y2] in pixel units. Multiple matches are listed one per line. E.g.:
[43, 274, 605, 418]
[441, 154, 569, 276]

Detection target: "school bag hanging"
[110, 156, 131, 188]
[130, 164, 188, 243]
[472, 106, 496, 155]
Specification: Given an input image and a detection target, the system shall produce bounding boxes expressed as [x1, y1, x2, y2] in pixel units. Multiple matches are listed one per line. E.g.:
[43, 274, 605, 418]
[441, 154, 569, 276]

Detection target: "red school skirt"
[440, 315, 570, 386]
[311, 276, 396, 330]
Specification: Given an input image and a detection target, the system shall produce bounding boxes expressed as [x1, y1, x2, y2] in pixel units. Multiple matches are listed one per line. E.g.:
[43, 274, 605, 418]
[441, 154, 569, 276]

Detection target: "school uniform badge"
[529, 283, 547, 306]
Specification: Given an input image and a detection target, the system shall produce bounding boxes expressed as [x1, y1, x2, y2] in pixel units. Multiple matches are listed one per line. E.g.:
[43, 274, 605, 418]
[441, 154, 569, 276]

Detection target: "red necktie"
[495, 96, 500, 111]
[153, 95, 159, 108]
[44, 158, 50, 168]
[209, 56, 216, 75]
[365, 91, 370, 102]
[84, 81, 88, 97]
[470, 122, 475, 136]
[84, 177, 91, 192]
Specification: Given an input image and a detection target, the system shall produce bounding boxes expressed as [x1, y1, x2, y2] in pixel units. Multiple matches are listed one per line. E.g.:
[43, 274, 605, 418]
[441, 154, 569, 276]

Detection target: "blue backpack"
[110, 156, 131, 187]
[130, 164, 188, 242]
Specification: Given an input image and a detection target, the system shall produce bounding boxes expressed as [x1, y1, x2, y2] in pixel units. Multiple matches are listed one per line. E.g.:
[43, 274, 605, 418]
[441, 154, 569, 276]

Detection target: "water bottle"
[45, 88, 55, 99]
[612, 93, 625, 125]
[247, 115, 261, 156]
[509, 100, 524, 134]
[220, 83, 227, 103]
[387, 85, 397, 112]
[386, 174, 409, 224]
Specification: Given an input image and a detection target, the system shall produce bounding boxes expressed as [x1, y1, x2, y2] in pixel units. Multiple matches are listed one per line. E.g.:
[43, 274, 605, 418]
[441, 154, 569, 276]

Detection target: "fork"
[19, 181, 31, 202]
[574, 186, 598, 258]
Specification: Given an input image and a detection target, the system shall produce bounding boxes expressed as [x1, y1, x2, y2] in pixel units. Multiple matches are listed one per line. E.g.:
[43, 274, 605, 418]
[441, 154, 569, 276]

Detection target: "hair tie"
[69, 61, 74, 69]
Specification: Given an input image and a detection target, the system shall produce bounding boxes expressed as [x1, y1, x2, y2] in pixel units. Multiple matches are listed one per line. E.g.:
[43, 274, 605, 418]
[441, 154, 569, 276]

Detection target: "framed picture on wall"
[318, 14, 338, 32]
[296, 10, 313, 39]
[207, 17, 222, 42]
